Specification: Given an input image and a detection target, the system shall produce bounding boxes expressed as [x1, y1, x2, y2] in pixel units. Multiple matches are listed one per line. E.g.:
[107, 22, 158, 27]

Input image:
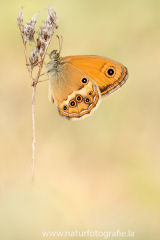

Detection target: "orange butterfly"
[46, 43, 128, 120]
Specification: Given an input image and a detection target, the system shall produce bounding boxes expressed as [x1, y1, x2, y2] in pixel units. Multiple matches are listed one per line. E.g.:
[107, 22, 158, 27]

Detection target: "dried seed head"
[16, 7, 24, 27]
[41, 23, 55, 38]
[29, 49, 39, 65]
[38, 7, 58, 43]
[22, 24, 35, 42]
[22, 12, 39, 43]
[47, 6, 58, 26]
[41, 27, 49, 39]
[37, 37, 46, 56]
[30, 12, 39, 27]
[39, 44, 46, 57]
[35, 7, 58, 56]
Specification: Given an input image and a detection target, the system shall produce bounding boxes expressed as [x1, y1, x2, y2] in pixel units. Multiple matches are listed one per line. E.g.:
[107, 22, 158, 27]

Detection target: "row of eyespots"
[63, 92, 93, 111]
[62, 78, 91, 111]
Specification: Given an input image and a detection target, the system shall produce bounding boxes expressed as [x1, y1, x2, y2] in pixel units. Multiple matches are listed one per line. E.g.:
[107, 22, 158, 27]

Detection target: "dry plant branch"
[16, 6, 58, 183]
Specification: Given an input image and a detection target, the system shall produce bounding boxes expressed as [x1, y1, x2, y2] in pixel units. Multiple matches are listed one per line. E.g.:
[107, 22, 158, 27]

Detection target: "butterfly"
[46, 41, 128, 120]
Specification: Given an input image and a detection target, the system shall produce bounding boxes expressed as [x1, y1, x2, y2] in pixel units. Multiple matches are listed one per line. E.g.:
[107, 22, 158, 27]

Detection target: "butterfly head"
[49, 35, 63, 59]
[46, 36, 64, 75]
[49, 49, 60, 60]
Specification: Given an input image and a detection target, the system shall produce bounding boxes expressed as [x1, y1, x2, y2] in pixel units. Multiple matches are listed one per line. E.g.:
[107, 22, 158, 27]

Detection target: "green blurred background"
[0, 0, 160, 239]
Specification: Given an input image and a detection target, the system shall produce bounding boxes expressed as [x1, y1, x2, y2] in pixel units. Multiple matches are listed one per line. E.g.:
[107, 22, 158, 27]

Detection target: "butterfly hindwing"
[48, 63, 101, 120]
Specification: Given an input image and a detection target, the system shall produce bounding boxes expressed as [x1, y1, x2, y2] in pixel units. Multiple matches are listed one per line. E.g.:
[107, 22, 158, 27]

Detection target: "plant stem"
[31, 84, 36, 183]
[17, 6, 58, 183]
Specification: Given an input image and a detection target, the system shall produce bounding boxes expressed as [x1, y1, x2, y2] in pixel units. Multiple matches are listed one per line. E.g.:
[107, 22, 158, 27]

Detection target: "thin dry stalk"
[31, 85, 36, 183]
[16, 6, 58, 183]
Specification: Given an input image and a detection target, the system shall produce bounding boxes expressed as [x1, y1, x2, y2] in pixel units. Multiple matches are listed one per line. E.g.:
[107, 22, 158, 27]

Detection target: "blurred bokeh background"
[0, 0, 160, 239]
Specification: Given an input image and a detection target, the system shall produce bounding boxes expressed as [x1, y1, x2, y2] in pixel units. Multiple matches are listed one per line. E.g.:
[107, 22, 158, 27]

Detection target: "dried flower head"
[37, 36, 46, 56]
[47, 6, 58, 26]
[35, 6, 58, 57]
[22, 12, 39, 43]
[40, 23, 55, 41]
[16, 7, 24, 27]
[29, 49, 39, 66]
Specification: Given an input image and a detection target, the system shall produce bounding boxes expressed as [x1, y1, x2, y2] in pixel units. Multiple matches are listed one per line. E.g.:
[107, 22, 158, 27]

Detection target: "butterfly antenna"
[59, 36, 63, 55]
[56, 35, 63, 55]
[56, 35, 60, 51]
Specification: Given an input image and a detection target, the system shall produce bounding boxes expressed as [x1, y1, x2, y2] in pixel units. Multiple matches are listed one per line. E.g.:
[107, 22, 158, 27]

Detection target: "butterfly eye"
[89, 91, 92, 95]
[69, 100, 76, 107]
[105, 67, 116, 77]
[82, 78, 88, 84]
[63, 105, 68, 111]
[76, 95, 82, 102]
[84, 97, 91, 104]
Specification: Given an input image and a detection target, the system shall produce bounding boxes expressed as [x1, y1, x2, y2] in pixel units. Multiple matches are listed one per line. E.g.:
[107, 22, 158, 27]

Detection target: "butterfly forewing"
[63, 56, 128, 98]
